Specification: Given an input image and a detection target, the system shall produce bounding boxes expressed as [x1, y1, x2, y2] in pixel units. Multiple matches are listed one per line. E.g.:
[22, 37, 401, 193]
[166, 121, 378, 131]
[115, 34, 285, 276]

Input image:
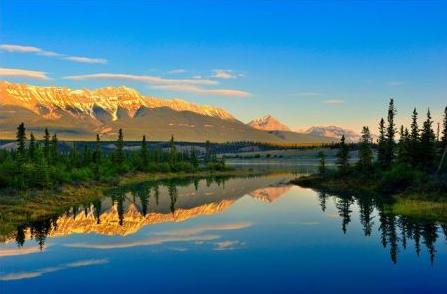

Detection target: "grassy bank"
[291, 173, 447, 221]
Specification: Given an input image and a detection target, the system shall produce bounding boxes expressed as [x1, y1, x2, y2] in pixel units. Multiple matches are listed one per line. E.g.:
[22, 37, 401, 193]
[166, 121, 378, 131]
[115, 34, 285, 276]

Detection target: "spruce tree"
[169, 135, 177, 168]
[357, 126, 373, 171]
[50, 133, 58, 162]
[191, 147, 199, 169]
[409, 108, 420, 167]
[28, 133, 36, 161]
[377, 118, 387, 167]
[420, 109, 436, 171]
[115, 128, 124, 166]
[16, 123, 27, 161]
[397, 126, 410, 165]
[336, 135, 350, 174]
[43, 128, 50, 162]
[318, 151, 326, 176]
[442, 106, 447, 148]
[205, 140, 211, 163]
[93, 134, 102, 179]
[141, 135, 148, 168]
[385, 98, 396, 167]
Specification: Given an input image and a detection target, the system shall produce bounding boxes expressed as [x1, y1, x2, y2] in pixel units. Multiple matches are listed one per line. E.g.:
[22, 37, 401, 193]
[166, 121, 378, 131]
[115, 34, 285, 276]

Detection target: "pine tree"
[385, 98, 396, 167]
[205, 140, 211, 163]
[397, 126, 410, 165]
[16, 123, 27, 162]
[141, 135, 148, 168]
[318, 151, 326, 176]
[115, 128, 124, 166]
[43, 128, 50, 162]
[71, 142, 78, 167]
[169, 135, 177, 168]
[50, 133, 58, 162]
[377, 118, 387, 167]
[336, 135, 350, 174]
[409, 108, 420, 167]
[357, 126, 373, 171]
[191, 147, 199, 169]
[420, 109, 436, 171]
[28, 133, 36, 161]
[93, 134, 102, 179]
[442, 106, 447, 148]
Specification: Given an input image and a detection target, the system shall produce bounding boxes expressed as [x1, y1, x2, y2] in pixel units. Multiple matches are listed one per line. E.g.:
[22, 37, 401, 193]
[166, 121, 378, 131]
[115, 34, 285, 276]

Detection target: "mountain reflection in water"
[2, 173, 447, 269]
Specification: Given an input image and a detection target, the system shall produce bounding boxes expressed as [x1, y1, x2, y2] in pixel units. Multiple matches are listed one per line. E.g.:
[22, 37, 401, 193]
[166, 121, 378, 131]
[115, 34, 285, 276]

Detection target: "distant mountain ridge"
[248, 115, 292, 132]
[304, 126, 361, 142]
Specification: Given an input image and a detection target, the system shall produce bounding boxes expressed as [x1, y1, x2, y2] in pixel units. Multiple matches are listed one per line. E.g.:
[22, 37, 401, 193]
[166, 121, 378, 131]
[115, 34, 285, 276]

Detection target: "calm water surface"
[1, 171, 446, 293]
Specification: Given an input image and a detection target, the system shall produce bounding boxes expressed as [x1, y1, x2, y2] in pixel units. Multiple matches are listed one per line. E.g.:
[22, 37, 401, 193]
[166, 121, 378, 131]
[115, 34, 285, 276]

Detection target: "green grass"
[386, 199, 447, 222]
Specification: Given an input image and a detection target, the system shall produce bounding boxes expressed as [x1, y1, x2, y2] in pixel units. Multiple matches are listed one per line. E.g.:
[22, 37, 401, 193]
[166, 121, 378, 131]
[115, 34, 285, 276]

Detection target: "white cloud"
[0, 44, 107, 64]
[153, 85, 251, 97]
[0, 68, 50, 80]
[0, 44, 42, 53]
[322, 99, 344, 104]
[63, 73, 217, 86]
[213, 240, 242, 251]
[212, 69, 242, 79]
[62, 56, 107, 64]
[167, 69, 188, 74]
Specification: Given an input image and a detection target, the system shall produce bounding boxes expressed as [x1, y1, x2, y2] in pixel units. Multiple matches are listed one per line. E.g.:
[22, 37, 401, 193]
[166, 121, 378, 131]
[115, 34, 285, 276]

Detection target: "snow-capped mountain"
[304, 126, 361, 142]
[0, 81, 234, 121]
[248, 115, 292, 131]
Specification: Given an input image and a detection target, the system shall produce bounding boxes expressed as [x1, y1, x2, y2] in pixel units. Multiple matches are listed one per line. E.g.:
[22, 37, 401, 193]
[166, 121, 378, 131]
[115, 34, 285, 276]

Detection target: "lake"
[1, 171, 446, 293]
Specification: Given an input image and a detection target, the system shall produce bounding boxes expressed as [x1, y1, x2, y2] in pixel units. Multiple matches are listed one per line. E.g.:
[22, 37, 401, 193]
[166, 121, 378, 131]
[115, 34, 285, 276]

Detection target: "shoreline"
[290, 175, 447, 222]
[0, 169, 260, 239]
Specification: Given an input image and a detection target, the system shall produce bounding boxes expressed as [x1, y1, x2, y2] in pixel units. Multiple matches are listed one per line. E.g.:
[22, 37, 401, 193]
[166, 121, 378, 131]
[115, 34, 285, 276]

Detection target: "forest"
[0, 127, 226, 191]
[296, 101, 447, 197]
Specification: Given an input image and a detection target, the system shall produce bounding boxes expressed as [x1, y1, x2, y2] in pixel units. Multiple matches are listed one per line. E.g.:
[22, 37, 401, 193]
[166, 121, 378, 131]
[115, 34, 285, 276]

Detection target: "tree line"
[318, 101, 447, 194]
[0, 125, 226, 190]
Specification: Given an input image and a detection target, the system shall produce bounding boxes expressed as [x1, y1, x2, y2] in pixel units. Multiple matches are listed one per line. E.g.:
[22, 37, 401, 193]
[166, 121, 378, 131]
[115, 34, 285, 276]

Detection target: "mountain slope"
[248, 115, 292, 131]
[0, 81, 325, 143]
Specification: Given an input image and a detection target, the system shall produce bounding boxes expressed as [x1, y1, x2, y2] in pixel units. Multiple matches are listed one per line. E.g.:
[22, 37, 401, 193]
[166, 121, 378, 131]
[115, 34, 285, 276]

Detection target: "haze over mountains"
[248, 114, 364, 142]
[0, 81, 334, 143]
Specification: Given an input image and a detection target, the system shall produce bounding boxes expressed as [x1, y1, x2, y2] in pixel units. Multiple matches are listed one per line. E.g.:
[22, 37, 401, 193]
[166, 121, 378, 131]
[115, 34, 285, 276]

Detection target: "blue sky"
[1, 0, 446, 132]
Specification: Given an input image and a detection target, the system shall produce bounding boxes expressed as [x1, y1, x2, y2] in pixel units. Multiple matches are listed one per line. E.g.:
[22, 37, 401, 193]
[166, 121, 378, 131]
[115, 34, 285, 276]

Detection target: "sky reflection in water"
[1, 173, 446, 293]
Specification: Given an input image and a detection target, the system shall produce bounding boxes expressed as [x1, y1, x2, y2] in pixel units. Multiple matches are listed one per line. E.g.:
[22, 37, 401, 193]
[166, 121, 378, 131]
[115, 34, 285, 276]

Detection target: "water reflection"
[2, 173, 447, 266]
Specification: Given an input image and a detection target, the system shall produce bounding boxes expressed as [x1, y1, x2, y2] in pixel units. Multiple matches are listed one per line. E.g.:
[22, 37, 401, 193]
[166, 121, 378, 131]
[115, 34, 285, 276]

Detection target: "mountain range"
[248, 114, 363, 142]
[0, 81, 353, 143]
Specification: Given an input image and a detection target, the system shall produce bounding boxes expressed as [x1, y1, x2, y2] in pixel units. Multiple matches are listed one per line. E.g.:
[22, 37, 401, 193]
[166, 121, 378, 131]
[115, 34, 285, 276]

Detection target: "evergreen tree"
[318, 151, 326, 176]
[16, 123, 27, 162]
[205, 140, 211, 163]
[357, 126, 373, 171]
[141, 135, 148, 168]
[28, 133, 36, 161]
[94, 134, 102, 163]
[336, 135, 350, 174]
[191, 147, 199, 169]
[377, 118, 387, 167]
[43, 128, 51, 162]
[169, 135, 177, 168]
[385, 98, 397, 167]
[71, 142, 78, 167]
[409, 108, 420, 167]
[115, 128, 125, 166]
[442, 106, 447, 148]
[420, 109, 436, 171]
[397, 126, 410, 165]
[50, 133, 58, 162]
